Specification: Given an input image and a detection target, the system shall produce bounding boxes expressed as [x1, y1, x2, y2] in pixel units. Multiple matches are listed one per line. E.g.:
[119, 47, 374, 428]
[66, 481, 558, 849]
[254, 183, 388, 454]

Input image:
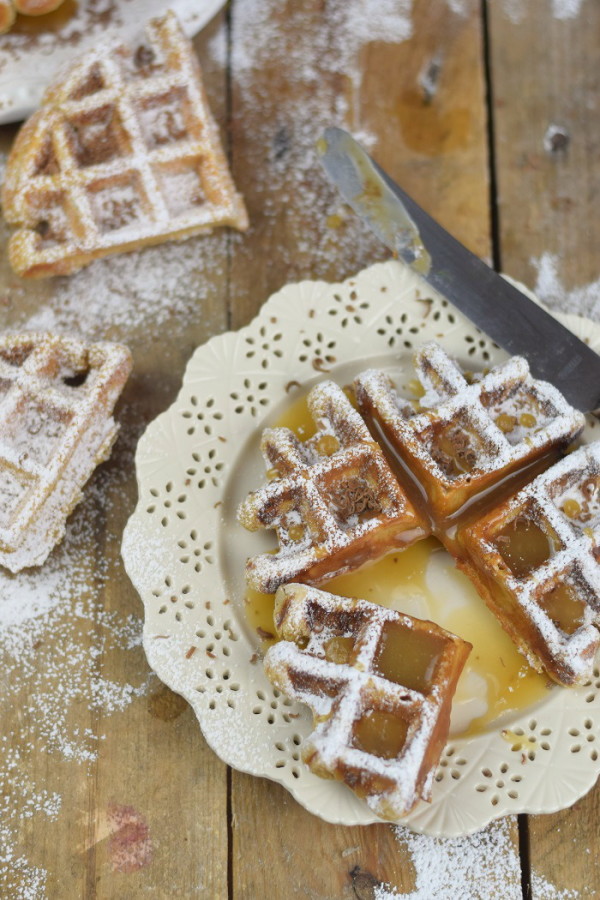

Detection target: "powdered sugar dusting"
[218, 0, 413, 86]
[372, 817, 580, 899]
[354, 342, 584, 510]
[239, 380, 424, 593]
[9, 235, 228, 341]
[309, 0, 413, 86]
[552, 0, 585, 20]
[532, 252, 600, 322]
[0, 560, 63, 630]
[1, 744, 61, 900]
[0, 410, 150, 895]
[0, 824, 49, 900]
[207, 0, 407, 283]
[501, 0, 585, 23]
[264, 584, 470, 820]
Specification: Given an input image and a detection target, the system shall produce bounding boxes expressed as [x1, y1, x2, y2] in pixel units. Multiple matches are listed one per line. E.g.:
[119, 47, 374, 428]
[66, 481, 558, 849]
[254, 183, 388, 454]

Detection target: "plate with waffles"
[0, 0, 227, 125]
[122, 259, 600, 836]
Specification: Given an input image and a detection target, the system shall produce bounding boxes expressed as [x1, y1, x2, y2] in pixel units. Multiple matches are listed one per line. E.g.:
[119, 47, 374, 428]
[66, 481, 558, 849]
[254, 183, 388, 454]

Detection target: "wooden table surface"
[1, 1, 600, 897]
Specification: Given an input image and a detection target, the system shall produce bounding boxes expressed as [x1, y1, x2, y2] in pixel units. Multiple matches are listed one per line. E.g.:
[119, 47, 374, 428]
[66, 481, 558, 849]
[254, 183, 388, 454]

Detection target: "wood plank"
[526, 786, 600, 897]
[228, 0, 491, 336]
[488, 2, 600, 896]
[488, 0, 600, 296]
[362, 0, 491, 261]
[232, 774, 419, 899]
[227, 2, 514, 897]
[0, 14, 231, 898]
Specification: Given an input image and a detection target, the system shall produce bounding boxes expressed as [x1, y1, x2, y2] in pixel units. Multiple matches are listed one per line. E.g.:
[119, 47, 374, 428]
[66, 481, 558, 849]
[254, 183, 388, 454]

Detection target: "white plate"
[0, 0, 226, 125]
[122, 260, 600, 836]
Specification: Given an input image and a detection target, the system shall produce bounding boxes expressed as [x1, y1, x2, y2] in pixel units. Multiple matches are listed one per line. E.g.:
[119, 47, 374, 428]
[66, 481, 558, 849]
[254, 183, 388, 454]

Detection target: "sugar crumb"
[371, 819, 582, 899]
[531, 253, 600, 321]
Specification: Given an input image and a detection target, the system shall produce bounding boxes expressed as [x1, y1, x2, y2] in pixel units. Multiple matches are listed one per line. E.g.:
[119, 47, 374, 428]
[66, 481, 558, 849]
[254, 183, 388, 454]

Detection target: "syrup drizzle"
[245, 389, 553, 738]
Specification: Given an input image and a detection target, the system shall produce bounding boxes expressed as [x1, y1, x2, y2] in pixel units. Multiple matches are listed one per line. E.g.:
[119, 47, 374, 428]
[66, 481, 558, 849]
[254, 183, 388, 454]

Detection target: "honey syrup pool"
[244, 390, 553, 738]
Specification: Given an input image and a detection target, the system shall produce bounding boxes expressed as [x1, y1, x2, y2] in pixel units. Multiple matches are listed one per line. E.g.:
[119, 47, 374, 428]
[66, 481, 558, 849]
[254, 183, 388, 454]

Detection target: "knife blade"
[317, 126, 600, 415]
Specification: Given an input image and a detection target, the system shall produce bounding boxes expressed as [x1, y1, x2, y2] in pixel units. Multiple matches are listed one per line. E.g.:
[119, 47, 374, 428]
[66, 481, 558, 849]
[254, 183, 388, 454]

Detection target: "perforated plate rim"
[122, 260, 600, 836]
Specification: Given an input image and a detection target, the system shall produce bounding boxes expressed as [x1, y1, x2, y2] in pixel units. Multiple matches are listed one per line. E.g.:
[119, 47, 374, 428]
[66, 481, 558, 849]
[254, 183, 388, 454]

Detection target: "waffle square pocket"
[264, 583, 471, 819]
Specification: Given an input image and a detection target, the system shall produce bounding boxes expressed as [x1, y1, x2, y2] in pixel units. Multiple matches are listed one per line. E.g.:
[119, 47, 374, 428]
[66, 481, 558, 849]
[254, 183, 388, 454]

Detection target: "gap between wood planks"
[482, 3, 532, 898]
[481, 0, 502, 275]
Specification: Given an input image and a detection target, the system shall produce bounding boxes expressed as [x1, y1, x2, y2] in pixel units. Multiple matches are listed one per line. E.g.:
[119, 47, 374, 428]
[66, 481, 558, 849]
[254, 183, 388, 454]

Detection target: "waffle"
[0, 0, 15, 32]
[1, 11, 248, 278]
[354, 342, 585, 522]
[0, 0, 65, 33]
[237, 381, 428, 593]
[264, 583, 471, 819]
[0, 332, 131, 572]
[457, 443, 600, 684]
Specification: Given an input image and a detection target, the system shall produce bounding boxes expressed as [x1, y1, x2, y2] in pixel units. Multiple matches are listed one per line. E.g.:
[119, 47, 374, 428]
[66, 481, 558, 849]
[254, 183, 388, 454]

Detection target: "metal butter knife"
[317, 126, 600, 415]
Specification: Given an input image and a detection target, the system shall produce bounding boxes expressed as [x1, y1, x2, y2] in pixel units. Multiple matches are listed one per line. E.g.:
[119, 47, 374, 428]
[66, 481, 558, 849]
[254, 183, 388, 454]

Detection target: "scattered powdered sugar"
[0, 558, 63, 630]
[10, 234, 228, 341]
[208, 0, 393, 282]
[444, 0, 470, 15]
[0, 824, 48, 900]
[532, 252, 600, 322]
[502, 0, 585, 23]
[215, 0, 413, 88]
[371, 817, 581, 899]
[530, 870, 584, 899]
[1, 744, 61, 898]
[0, 413, 152, 895]
[298, 0, 413, 90]
[552, 0, 586, 19]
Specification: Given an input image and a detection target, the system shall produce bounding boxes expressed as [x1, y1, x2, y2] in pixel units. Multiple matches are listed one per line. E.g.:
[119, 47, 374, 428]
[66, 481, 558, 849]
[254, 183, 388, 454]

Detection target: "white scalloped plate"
[0, 0, 226, 125]
[122, 260, 600, 836]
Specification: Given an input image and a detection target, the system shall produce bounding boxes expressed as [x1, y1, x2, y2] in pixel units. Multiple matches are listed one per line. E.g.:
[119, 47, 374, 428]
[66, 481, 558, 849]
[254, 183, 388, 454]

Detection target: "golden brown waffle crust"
[457, 443, 600, 685]
[354, 342, 585, 520]
[237, 380, 428, 593]
[2, 12, 248, 278]
[0, 332, 132, 571]
[264, 583, 471, 820]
